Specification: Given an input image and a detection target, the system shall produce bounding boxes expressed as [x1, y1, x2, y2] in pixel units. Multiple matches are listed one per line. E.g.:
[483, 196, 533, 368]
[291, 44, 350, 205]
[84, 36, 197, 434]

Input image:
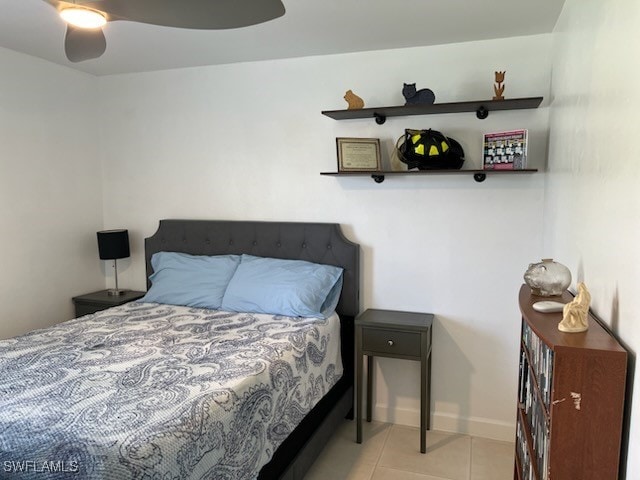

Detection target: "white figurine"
[558, 282, 591, 333]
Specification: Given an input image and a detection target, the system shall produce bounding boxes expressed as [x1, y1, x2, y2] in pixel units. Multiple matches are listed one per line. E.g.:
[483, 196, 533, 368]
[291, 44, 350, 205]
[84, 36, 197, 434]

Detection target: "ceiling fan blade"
[64, 25, 107, 62]
[86, 0, 285, 29]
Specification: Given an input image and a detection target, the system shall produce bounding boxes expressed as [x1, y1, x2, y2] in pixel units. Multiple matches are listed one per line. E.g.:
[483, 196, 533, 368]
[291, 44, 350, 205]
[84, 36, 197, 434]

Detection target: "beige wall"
[0, 47, 104, 339]
[546, 0, 640, 477]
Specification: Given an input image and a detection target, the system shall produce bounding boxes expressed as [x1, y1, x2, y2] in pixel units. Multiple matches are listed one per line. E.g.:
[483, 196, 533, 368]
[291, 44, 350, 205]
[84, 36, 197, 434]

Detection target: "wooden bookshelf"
[515, 285, 627, 480]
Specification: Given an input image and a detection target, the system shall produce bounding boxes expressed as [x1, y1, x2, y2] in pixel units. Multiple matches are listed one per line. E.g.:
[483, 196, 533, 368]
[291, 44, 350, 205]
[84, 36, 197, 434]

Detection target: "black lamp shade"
[97, 229, 130, 260]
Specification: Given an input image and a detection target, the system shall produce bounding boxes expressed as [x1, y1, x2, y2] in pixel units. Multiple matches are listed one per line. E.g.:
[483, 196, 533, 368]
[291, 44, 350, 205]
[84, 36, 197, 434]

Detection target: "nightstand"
[72, 290, 145, 317]
[355, 308, 434, 453]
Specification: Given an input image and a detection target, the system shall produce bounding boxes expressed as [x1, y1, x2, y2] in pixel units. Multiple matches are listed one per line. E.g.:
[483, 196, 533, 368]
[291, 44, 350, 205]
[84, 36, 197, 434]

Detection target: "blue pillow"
[141, 252, 240, 309]
[221, 255, 344, 318]
[319, 275, 343, 318]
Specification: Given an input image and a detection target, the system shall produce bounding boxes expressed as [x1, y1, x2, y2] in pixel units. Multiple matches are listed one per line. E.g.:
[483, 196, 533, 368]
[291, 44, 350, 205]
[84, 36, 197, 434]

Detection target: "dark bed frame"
[144, 219, 360, 480]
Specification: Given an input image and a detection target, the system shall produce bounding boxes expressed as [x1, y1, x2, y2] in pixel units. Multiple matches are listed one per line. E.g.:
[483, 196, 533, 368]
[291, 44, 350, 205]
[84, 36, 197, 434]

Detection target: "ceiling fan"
[41, 0, 286, 63]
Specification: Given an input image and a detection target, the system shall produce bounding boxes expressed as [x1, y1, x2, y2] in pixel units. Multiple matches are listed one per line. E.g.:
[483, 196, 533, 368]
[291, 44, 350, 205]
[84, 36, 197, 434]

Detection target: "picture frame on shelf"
[483, 129, 528, 170]
[336, 137, 381, 172]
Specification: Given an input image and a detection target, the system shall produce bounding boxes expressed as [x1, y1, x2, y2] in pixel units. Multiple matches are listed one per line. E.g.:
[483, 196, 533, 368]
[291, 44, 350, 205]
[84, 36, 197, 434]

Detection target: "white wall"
[98, 34, 552, 440]
[546, 0, 640, 477]
[0, 47, 104, 340]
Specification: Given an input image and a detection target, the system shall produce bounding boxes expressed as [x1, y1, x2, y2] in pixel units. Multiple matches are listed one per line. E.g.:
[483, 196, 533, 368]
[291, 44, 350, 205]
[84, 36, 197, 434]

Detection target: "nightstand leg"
[356, 327, 363, 444]
[427, 345, 432, 430]
[367, 355, 373, 422]
[421, 346, 427, 454]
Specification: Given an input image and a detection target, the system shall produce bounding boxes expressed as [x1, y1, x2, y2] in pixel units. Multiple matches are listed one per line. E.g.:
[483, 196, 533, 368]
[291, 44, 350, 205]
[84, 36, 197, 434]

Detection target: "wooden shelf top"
[321, 169, 538, 176]
[321, 97, 543, 121]
[321, 169, 538, 183]
[518, 284, 626, 354]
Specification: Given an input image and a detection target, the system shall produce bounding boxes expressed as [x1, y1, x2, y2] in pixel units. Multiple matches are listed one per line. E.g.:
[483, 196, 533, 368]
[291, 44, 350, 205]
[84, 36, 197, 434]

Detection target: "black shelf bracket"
[473, 173, 487, 182]
[375, 172, 485, 183]
[476, 106, 489, 119]
[373, 113, 386, 125]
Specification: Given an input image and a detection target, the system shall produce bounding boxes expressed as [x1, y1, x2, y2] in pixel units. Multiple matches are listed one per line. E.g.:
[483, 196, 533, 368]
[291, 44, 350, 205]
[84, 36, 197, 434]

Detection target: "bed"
[0, 219, 360, 480]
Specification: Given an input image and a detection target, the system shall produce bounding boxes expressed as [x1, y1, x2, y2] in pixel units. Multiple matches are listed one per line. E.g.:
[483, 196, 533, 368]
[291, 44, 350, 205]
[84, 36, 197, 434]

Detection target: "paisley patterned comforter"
[0, 302, 342, 479]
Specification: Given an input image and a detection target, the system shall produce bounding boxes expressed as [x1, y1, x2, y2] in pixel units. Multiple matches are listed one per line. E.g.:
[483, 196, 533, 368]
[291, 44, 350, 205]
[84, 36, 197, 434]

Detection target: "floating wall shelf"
[320, 169, 539, 183]
[321, 97, 543, 124]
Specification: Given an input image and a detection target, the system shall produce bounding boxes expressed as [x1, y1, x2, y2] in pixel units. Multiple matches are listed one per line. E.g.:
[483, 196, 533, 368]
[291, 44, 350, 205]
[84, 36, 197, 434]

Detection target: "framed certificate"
[336, 137, 382, 171]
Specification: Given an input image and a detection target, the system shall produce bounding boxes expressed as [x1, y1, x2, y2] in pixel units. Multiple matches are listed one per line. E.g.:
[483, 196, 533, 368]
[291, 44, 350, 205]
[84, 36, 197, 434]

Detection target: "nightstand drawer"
[362, 327, 421, 357]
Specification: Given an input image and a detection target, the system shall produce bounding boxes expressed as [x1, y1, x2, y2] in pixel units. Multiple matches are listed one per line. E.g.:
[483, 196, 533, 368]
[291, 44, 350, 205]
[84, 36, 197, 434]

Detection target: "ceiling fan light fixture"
[60, 7, 107, 29]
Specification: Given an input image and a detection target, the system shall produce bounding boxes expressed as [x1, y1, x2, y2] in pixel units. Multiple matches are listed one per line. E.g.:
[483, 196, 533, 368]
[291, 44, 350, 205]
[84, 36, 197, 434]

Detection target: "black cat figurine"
[402, 83, 435, 105]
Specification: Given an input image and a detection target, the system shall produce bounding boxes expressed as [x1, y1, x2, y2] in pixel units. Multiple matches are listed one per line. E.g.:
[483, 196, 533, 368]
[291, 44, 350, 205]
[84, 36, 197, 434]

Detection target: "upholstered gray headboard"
[144, 219, 360, 318]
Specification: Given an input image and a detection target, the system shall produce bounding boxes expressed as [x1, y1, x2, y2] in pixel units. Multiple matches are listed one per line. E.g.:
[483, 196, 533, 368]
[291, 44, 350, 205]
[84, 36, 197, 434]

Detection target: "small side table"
[72, 290, 145, 317]
[355, 308, 434, 453]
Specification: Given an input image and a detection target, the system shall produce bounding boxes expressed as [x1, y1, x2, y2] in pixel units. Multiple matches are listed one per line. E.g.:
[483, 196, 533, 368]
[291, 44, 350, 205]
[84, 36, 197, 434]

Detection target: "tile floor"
[304, 420, 514, 480]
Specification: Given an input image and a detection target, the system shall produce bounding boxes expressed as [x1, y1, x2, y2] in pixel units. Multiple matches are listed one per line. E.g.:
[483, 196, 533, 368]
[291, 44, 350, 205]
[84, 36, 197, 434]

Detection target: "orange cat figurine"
[344, 90, 364, 109]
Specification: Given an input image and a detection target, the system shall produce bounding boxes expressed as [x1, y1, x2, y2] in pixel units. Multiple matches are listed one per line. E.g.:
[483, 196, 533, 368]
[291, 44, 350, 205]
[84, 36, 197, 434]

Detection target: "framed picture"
[483, 129, 528, 170]
[336, 137, 382, 171]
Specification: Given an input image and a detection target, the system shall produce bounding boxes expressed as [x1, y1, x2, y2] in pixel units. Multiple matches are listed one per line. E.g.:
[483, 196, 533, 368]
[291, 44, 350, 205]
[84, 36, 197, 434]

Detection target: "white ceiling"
[0, 0, 566, 76]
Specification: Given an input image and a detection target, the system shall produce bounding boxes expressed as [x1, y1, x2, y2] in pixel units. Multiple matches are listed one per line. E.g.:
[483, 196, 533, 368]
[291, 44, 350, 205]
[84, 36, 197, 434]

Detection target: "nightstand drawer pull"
[387, 340, 394, 346]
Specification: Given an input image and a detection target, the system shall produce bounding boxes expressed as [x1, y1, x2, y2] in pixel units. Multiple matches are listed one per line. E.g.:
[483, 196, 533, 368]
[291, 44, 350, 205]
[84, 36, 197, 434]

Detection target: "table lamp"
[97, 229, 130, 296]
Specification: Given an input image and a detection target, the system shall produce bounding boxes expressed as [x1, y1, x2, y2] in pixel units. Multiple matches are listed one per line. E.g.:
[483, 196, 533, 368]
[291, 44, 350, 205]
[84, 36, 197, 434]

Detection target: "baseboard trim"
[372, 405, 515, 442]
